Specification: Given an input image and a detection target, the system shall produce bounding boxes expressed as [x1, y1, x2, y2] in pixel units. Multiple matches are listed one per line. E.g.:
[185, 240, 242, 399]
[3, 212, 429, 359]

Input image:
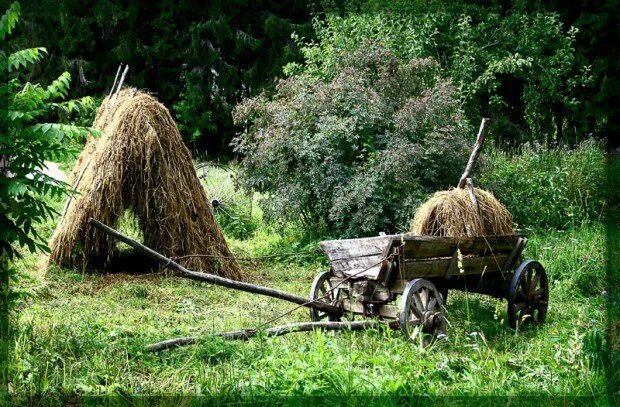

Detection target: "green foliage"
[7, 1, 617, 153]
[171, 2, 315, 153]
[7, 47, 47, 72]
[479, 140, 606, 231]
[583, 328, 607, 373]
[234, 43, 470, 236]
[6, 222, 610, 398]
[13, 0, 315, 156]
[293, 2, 594, 146]
[0, 1, 97, 261]
[0, 1, 19, 40]
[199, 164, 258, 240]
[527, 224, 605, 295]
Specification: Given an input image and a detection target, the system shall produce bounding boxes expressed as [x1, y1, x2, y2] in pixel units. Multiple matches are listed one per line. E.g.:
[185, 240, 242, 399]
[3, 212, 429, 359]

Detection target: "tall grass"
[7, 220, 611, 401]
[4, 153, 614, 402]
[480, 140, 606, 231]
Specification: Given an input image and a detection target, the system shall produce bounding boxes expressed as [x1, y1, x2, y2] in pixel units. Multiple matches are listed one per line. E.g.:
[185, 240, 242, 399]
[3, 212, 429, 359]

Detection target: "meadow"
[3, 1, 619, 404]
[6, 165, 613, 405]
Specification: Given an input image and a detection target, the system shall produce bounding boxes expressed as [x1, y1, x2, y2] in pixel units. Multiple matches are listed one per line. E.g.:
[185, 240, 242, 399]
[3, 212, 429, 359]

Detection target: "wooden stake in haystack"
[48, 84, 242, 279]
[409, 118, 514, 237]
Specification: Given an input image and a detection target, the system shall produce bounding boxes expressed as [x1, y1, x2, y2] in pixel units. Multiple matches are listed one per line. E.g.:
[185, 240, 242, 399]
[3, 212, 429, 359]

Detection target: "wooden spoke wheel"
[309, 271, 344, 322]
[399, 279, 446, 347]
[507, 260, 549, 329]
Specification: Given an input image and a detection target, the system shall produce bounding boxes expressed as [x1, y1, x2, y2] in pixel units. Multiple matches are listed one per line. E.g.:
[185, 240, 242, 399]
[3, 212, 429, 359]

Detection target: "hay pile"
[409, 187, 514, 237]
[48, 88, 242, 279]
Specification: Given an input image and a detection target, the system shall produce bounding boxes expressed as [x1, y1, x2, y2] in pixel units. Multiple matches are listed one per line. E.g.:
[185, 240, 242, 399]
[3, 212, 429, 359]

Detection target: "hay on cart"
[409, 118, 515, 238]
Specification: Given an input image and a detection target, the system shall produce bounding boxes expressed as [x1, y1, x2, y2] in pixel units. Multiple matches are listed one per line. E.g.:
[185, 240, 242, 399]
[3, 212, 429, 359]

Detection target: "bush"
[233, 43, 470, 237]
[479, 140, 606, 231]
[288, 7, 593, 147]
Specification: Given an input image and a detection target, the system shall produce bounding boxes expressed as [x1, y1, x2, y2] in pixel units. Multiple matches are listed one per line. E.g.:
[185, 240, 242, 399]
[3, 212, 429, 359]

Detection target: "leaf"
[7, 181, 28, 196]
[0, 2, 20, 40]
[46, 71, 71, 99]
[7, 47, 47, 72]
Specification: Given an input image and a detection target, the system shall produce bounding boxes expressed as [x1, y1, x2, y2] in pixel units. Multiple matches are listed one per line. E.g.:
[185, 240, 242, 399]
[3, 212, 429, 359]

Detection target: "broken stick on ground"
[146, 320, 386, 352]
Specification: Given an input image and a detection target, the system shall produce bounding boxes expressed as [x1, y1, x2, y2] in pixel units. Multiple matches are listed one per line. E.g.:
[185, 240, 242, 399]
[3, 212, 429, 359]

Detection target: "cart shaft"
[89, 219, 343, 316]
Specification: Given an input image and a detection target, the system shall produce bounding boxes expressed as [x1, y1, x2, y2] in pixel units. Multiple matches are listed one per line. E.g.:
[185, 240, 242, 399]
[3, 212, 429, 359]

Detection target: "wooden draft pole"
[146, 320, 384, 352]
[88, 218, 343, 316]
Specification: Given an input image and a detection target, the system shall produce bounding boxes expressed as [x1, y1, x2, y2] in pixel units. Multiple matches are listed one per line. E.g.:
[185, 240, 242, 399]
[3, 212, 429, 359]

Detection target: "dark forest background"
[6, 0, 620, 156]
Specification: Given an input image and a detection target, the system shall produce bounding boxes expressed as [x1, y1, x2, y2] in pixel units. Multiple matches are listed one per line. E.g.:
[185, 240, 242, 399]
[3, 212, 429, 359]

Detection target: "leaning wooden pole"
[146, 321, 384, 352]
[457, 118, 491, 189]
[88, 218, 343, 316]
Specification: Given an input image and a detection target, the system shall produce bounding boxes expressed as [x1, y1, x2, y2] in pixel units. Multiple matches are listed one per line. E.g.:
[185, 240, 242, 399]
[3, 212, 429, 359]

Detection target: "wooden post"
[457, 118, 491, 189]
[88, 219, 343, 316]
[108, 64, 122, 97]
[465, 178, 480, 213]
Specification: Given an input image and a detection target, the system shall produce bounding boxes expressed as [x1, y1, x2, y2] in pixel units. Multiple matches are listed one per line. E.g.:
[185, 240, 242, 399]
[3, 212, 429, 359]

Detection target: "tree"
[305, 0, 596, 147]
[13, 0, 317, 155]
[0, 1, 96, 386]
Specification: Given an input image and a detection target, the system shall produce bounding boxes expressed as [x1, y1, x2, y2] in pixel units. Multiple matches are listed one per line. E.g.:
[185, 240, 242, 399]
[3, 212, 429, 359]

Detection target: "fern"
[0, 1, 19, 39]
[7, 47, 47, 72]
[0, 1, 98, 262]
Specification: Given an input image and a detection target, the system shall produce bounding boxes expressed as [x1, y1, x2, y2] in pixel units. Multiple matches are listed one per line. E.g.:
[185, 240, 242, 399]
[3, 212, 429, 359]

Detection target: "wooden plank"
[334, 266, 382, 280]
[400, 253, 511, 279]
[501, 237, 527, 271]
[389, 235, 522, 260]
[320, 236, 392, 261]
[388, 279, 409, 294]
[330, 254, 383, 274]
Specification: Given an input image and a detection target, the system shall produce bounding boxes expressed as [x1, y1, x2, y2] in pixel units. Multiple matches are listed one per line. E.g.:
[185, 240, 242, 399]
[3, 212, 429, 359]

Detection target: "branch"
[88, 219, 343, 316]
[146, 320, 385, 352]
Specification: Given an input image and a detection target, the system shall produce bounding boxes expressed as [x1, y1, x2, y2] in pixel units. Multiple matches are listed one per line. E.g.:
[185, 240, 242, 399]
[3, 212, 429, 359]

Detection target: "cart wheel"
[507, 260, 549, 329]
[400, 279, 445, 347]
[309, 271, 342, 322]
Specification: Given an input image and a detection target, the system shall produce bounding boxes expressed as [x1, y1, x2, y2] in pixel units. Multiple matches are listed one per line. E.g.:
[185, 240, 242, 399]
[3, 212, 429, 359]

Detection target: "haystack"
[409, 118, 515, 237]
[48, 88, 242, 279]
[409, 187, 514, 236]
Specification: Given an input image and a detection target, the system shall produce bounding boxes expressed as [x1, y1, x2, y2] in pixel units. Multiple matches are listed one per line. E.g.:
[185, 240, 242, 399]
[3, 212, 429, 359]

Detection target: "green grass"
[5, 165, 615, 404]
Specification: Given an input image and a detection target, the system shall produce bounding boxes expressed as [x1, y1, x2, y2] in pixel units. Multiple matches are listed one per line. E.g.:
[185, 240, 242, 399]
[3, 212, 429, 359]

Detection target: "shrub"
[233, 43, 470, 237]
[0, 1, 96, 378]
[479, 140, 606, 231]
[288, 7, 593, 147]
[1, 2, 97, 260]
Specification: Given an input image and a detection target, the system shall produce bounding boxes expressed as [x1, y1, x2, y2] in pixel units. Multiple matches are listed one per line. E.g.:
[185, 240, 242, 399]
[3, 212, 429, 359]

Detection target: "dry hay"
[409, 187, 514, 237]
[48, 88, 242, 279]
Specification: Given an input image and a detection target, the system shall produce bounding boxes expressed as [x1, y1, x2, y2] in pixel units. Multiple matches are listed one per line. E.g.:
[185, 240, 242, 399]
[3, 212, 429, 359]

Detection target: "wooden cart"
[311, 234, 549, 345]
[89, 220, 549, 348]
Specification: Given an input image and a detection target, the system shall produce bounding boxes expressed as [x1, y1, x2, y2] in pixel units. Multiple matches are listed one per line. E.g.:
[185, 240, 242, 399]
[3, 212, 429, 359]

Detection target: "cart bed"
[320, 234, 526, 281]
